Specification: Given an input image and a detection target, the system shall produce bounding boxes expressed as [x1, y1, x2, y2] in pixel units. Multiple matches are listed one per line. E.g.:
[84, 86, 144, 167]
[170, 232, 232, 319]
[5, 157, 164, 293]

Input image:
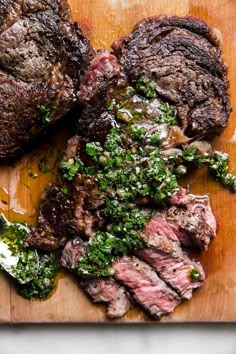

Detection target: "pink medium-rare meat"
[61, 237, 131, 319]
[113, 256, 181, 319]
[136, 213, 205, 299]
[168, 188, 217, 250]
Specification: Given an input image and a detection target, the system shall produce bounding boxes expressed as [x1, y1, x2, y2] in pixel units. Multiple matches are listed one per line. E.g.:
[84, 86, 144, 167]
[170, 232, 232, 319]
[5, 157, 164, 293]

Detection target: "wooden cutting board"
[0, 0, 236, 323]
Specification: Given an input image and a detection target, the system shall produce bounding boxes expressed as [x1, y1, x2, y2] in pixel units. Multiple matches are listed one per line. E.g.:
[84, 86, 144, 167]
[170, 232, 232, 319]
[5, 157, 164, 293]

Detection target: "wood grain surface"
[0, 0, 236, 323]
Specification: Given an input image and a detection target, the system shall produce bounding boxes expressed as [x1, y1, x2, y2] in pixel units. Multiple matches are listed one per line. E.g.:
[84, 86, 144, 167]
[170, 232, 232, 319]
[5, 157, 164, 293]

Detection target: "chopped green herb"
[129, 125, 146, 141]
[106, 99, 116, 111]
[85, 142, 103, 157]
[38, 157, 55, 175]
[59, 157, 83, 181]
[150, 132, 161, 145]
[136, 76, 157, 98]
[0, 215, 59, 300]
[180, 147, 236, 192]
[209, 152, 236, 192]
[59, 187, 69, 195]
[38, 104, 56, 125]
[75, 231, 147, 277]
[17, 253, 59, 300]
[154, 102, 178, 126]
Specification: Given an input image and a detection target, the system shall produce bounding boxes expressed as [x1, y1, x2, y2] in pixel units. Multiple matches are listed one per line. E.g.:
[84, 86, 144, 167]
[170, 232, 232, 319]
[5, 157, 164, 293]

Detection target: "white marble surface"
[0, 324, 236, 354]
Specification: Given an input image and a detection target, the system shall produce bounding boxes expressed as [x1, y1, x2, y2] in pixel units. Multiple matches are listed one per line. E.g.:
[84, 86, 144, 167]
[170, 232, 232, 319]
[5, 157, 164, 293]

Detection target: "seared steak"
[113, 256, 181, 319]
[0, 0, 94, 160]
[135, 214, 205, 299]
[112, 16, 231, 136]
[61, 238, 131, 319]
[80, 277, 131, 319]
[61, 238, 180, 319]
[25, 51, 122, 250]
[167, 188, 217, 250]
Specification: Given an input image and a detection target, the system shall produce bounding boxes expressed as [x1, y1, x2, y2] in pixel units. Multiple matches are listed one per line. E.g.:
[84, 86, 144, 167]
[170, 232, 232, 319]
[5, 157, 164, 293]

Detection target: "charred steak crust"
[0, 0, 95, 160]
[112, 16, 231, 136]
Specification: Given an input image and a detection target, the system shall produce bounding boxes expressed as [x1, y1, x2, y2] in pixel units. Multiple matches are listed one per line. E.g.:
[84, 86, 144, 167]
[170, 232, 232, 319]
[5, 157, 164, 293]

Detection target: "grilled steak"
[113, 256, 181, 319]
[112, 16, 231, 136]
[167, 188, 217, 250]
[0, 0, 94, 160]
[135, 214, 205, 300]
[61, 238, 131, 319]
[61, 238, 180, 319]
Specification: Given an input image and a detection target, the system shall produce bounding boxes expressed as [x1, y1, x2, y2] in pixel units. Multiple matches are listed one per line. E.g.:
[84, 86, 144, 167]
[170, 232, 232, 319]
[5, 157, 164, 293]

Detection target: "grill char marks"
[0, 0, 94, 160]
[112, 16, 231, 136]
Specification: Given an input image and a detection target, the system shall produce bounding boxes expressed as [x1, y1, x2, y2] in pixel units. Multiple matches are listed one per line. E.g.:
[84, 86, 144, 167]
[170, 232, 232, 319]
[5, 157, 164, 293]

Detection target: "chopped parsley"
[75, 231, 147, 277]
[154, 102, 178, 126]
[209, 152, 236, 192]
[17, 253, 59, 300]
[59, 157, 83, 181]
[59, 187, 69, 196]
[179, 147, 236, 192]
[38, 156, 55, 175]
[136, 75, 157, 98]
[38, 104, 56, 125]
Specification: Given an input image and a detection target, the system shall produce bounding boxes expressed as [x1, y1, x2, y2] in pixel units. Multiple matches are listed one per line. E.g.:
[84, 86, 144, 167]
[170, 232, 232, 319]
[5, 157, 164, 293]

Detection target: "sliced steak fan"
[113, 256, 181, 319]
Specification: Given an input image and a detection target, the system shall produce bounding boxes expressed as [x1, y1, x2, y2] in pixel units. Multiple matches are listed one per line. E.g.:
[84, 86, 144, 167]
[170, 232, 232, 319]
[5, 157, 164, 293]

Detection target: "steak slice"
[0, 0, 94, 160]
[80, 278, 131, 319]
[135, 214, 205, 299]
[113, 256, 181, 319]
[61, 238, 131, 319]
[167, 188, 217, 250]
[112, 16, 231, 136]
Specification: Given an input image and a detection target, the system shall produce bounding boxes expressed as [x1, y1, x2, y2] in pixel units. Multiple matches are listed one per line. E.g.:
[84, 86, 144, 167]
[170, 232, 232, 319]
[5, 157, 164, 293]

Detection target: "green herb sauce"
[0, 215, 59, 300]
